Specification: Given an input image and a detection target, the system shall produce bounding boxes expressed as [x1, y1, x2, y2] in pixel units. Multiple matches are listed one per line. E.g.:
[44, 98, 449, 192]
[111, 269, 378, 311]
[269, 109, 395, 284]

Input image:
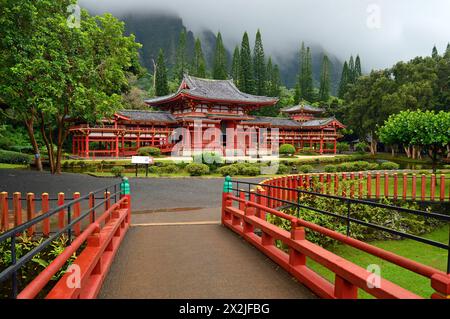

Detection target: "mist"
[80, 0, 450, 70]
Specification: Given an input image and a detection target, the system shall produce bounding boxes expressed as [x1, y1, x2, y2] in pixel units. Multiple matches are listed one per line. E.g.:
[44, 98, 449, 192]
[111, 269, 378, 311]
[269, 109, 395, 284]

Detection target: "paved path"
[0, 169, 315, 298]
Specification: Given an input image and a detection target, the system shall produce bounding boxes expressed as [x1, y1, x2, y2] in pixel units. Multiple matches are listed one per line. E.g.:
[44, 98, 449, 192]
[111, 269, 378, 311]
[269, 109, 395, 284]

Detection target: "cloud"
[80, 0, 450, 70]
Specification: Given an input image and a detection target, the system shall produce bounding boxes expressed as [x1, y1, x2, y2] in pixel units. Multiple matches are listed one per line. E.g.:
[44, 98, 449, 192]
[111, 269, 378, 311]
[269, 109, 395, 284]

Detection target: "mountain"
[117, 12, 343, 93]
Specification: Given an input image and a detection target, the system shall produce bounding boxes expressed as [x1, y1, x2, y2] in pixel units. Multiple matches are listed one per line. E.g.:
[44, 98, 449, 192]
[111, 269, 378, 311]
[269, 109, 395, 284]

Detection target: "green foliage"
[380, 161, 400, 170]
[368, 163, 380, 170]
[277, 164, 290, 175]
[279, 144, 296, 156]
[137, 147, 161, 157]
[253, 30, 266, 95]
[160, 164, 179, 174]
[174, 29, 189, 81]
[298, 164, 314, 173]
[111, 166, 124, 177]
[231, 46, 240, 84]
[213, 32, 228, 80]
[336, 142, 350, 153]
[319, 55, 330, 102]
[217, 165, 240, 177]
[268, 183, 441, 247]
[192, 38, 207, 78]
[355, 142, 368, 154]
[324, 164, 337, 173]
[155, 49, 169, 96]
[238, 32, 253, 93]
[0, 150, 32, 164]
[185, 163, 210, 176]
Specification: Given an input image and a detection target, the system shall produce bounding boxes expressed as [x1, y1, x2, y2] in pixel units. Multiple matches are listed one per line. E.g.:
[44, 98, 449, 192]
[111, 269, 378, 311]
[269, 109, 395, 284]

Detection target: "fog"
[80, 0, 450, 70]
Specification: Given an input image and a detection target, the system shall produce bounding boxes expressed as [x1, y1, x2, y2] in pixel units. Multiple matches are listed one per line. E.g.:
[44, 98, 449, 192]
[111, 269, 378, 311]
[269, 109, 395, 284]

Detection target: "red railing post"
[243, 190, 256, 234]
[421, 174, 426, 201]
[58, 192, 65, 230]
[326, 174, 331, 194]
[393, 173, 398, 200]
[350, 173, 355, 198]
[367, 173, 372, 199]
[319, 173, 325, 193]
[104, 191, 111, 223]
[73, 192, 81, 236]
[430, 174, 436, 201]
[342, 173, 347, 197]
[258, 188, 268, 221]
[289, 219, 306, 267]
[334, 275, 358, 299]
[358, 173, 363, 199]
[403, 174, 407, 200]
[89, 192, 95, 223]
[26, 193, 35, 236]
[384, 172, 389, 199]
[0, 192, 8, 231]
[412, 174, 417, 200]
[375, 173, 381, 199]
[334, 174, 339, 195]
[13, 192, 22, 227]
[41, 193, 50, 237]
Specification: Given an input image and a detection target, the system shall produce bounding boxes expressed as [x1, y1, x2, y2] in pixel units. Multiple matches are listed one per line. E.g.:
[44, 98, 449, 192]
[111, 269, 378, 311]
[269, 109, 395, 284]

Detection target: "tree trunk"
[39, 113, 55, 173]
[54, 117, 69, 175]
[404, 145, 411, 158]
[24, 119, 43, 171]
[370, 138, 377, 155]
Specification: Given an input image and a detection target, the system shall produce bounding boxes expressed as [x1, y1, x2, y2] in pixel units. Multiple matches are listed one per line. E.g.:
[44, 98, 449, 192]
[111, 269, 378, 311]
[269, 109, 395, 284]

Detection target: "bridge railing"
[221, 176, 450, 299]
[0, 180, 131, 299]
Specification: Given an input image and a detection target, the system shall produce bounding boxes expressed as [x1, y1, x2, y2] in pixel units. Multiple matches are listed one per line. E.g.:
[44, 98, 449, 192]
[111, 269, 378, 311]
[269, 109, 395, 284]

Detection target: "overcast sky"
[80, 0, 450, 70]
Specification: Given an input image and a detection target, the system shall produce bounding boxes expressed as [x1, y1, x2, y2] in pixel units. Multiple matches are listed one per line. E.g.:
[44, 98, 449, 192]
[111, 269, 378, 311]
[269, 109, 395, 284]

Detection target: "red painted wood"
[375, 173, 380, 199]
[358, 173, 363, 199]
[0, 192, 8, 231]
[412, 175, 417, 200]
[402, 174, 407, 200]
[384, 172, 389, 198]
[367, 173, 372, 199]
[440, 175, 445, 202]
[393, 173, 398, 200]
[430, 175, 436, 201]
[26, 193, 35, 236]
[13, 192, 22, 227]
[421, 174, 426, 201]
[73, 193, 81, 236]
[41, 193, 50, 237]
[58, 193, 65, 230]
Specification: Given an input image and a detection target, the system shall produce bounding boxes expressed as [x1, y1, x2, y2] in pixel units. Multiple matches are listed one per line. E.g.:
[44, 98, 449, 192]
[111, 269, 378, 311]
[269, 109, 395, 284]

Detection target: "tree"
[379, 110, 450, 173]
[231, 46, 240, 84]
[238, 32, 254, 93]
[213, 32, 227, 80]
[319, 55, 330, 102]
[348, 56, 356, 83]
[192, 38, 207, 78]
[432, 46, 439, 59]
[338, 61, 350, 98]
[155, 49, 169, 96]
[355, 55, 362, 78]
[298, 43, 314, 101]
[269, 64, 281, 97]
[253, 30, 266, 95]
[174, 29, 189, 80]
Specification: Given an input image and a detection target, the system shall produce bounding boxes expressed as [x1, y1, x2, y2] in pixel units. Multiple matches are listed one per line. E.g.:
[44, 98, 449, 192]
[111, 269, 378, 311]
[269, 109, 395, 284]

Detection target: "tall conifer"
[213, 32, 228, 79]
[253, 30, 266, 95]
[174, 29, 188, 80]
[238, 32, 254, 93]
[192, 38, 207, 78]
[155, 49, 169, 96]
[231, 46, 240, 84]
[319, 55, 330, 102]
[338, 61, 350, 99]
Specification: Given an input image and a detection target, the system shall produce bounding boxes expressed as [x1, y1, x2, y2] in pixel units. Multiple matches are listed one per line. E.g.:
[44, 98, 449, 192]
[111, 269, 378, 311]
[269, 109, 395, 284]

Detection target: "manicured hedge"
[186, 163, 210, 176]
[137, 147, 161, 157]
[0, 150, 32, 164]
[279, 144, 296, 157]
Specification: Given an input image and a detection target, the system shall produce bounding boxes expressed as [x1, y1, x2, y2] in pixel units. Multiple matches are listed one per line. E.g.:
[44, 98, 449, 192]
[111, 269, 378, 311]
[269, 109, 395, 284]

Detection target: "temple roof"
[116, 110, 176, 123]
[242, 116, 344, 129]
[145, 75, 278, 106]
[281, 103, 325, 114]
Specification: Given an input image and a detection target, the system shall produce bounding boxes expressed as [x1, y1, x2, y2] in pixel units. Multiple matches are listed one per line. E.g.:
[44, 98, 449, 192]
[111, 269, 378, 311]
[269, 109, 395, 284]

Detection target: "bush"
[337, 162, 356, 172]
[239, 164, 260, 176]
[324, 164, 337, 173]
[110, 166, 124, 177]
[368, 163, 379, 170]
[298, 164, 314, 173]
[355, 142, 368, 154]
[353, 161, 370, 171]
[336, 142, 350, 154]
[217, 165, 240, 177]
[137, 147, 161, 157]
[0, 150, 32, 164]
[277, 164, 290, 175]
[279, 144, 296, 157]
[185, 163, 210, 176]
[380, 161, 400, 170]
[160, 164, 179, 174]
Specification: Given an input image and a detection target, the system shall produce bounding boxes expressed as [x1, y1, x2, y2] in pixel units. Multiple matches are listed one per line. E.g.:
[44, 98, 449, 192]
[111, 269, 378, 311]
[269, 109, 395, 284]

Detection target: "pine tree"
[266, 56, 273, 95]
[445, 43, 450, 58]
[354, 55, 362, 79]
[338, 61, 350, 99]
[155, 49, 169, 96]
[298, 42, 306, 99]
[174, 29, 188, 80]
[432, 45, 439, 59]
[253, 30, 266, 95]
[348, 55, 355, 83]
[270, 64, 281, 97]
[303, 47, 314, 101]
[238, 32, 254, 93]
[213, 32, 228, 80]
[319, 55, 330, 102]
[192, 38, 207, 78]
[294, 83, 301, 104]
[231, 46, 240, 84]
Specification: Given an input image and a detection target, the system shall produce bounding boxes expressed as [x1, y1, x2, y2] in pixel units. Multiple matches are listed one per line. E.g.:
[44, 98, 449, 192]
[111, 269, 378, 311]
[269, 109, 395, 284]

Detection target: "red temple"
[69, 75, 345, 158]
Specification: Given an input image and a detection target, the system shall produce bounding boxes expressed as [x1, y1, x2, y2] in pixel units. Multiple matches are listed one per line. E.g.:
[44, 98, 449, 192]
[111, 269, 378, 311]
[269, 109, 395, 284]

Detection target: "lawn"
[305, 225, 449, 298]
[0, 163, 29, 169]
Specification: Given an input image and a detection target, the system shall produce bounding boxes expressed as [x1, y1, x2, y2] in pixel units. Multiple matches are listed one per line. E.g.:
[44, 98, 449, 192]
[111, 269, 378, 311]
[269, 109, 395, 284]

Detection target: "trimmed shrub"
[0, 150, 32, 164]
[277, 164, 290, 175]
[298, 164, 314, 173]
[137, 147, 161, 157]
[353, 161, 370, 171]
[324, 164, 337, 173]
[279, 144, 296, 157]
[380, 161, 400, 170]
[111, 166, 124, 177]
[337, 162, 356, 172]
[186, 163, 210, 176]
[239, 164, 260, 176]
[368, 163, 379, 170]
[217, 165, 240, 177]
[160, 164, 179, 174]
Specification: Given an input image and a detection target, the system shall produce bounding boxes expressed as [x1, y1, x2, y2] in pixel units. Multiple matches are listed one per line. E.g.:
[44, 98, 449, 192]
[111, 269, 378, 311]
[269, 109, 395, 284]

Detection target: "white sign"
[131, 156, 153, 164]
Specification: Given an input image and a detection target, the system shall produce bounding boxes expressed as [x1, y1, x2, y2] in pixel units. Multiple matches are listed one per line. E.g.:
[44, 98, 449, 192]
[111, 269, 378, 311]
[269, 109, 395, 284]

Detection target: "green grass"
[0, 163, 29, 169]
[305, 225, 449, 298]
[87, 171, 280, 179]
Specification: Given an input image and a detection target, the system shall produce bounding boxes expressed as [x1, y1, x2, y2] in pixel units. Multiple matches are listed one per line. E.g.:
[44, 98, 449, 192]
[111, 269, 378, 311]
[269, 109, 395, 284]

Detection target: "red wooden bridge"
[0, 174, 449, 299]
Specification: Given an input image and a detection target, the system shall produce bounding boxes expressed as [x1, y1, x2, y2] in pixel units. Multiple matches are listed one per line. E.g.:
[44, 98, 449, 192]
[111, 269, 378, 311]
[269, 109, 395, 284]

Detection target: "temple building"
[69, 75, 345, 158]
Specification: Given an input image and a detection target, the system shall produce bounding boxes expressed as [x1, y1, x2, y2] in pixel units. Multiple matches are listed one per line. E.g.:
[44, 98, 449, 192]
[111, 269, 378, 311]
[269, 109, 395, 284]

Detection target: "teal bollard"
[223, 175, 233, 193]
[120, 177, 130, 195]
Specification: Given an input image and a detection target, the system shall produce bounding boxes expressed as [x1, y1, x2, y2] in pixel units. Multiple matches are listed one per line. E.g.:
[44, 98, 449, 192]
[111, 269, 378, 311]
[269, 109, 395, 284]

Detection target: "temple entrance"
[220, 121, 229, 148]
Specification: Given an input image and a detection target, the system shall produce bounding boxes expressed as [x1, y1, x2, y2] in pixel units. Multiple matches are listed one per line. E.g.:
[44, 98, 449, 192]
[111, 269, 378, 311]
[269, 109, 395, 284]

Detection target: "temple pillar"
[319, 133, 324, 155]
[85, 134, 90, 159]
[333, 139, 337, 154]
[115, 134, 119, 158]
